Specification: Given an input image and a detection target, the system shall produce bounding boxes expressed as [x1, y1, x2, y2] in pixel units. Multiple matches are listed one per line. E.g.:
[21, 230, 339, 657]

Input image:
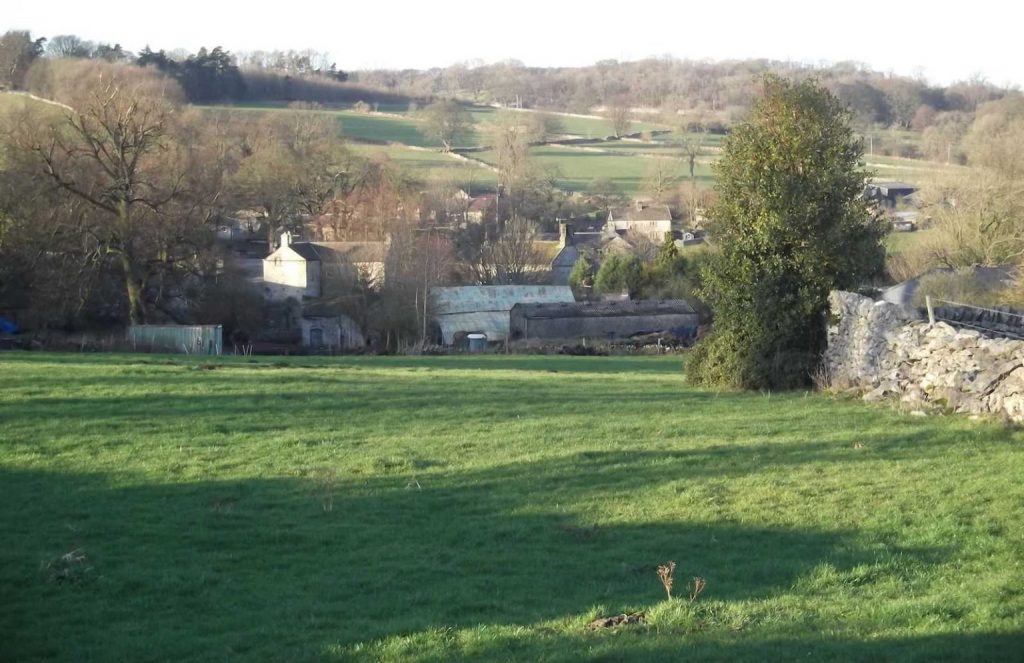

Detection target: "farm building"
[263, 232, 387, 300]
[550, 223, 583, 286]
[867, 182, 918, 209]
[127, 324, 222, 355]
[509, 300, 698, 341]
[299, 315, 365, 351]
[431, 285, 575, 345]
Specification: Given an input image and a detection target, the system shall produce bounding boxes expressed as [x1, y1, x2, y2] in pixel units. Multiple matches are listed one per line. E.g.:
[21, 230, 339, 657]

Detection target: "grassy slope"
[2, 353, 1022, 661]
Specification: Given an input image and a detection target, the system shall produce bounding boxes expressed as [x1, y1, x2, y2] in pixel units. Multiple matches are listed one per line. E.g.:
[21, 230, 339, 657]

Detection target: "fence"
[127, 325, 223, 355]
[924, 297, 1024, 341]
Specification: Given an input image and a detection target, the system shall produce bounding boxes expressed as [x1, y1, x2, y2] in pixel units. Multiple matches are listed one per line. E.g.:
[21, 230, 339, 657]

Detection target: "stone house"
[605, 200, 673, 241]
[262, 232, 387, 301]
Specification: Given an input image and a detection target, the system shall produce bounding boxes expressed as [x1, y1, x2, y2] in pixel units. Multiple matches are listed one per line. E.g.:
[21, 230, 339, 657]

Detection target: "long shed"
[509, 300, 698, 341]
[431, 286, 575, 345]
[127, 325, 223, 355]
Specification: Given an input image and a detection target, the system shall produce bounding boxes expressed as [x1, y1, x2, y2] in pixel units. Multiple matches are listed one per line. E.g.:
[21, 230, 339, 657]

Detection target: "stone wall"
[824, 291, 1024, 421]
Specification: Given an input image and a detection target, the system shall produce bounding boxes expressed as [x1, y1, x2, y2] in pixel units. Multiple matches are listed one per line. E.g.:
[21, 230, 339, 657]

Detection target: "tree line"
[0, 30, 404, 106]
[352, 58, 1013, 130]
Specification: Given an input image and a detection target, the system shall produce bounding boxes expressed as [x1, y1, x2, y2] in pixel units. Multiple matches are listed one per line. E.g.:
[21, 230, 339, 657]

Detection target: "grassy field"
[204, 102, 967, 196]
[349, 143, 498, 191]
[2, 353, 1023, 661]
[472, 145, 714, 195]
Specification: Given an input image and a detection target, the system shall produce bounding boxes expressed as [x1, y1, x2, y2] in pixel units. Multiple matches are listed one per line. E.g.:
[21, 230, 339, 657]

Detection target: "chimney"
[280, 231, 292, 248]
[558, 222, 574, 248]
[634, 199, 644, 211]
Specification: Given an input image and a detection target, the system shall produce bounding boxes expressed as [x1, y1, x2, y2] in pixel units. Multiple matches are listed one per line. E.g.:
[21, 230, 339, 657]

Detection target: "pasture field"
[204, 104, 451, 148]
[2, 353, 1022, 661]
[348, 143, 498, 191]
[865, 154, 965, 185]
[473, 145, 714, 195]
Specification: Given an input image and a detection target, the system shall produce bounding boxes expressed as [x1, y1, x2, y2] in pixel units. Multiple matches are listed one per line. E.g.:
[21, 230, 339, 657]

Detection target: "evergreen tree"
[688, 77, 886, 390]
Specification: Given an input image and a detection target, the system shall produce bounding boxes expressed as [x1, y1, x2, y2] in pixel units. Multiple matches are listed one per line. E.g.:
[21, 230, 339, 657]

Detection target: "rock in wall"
[824, 291, 1024, 421]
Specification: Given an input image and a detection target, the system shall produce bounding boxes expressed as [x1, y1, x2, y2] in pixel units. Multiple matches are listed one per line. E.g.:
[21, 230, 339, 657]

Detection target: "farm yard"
[2, 353, 1023, 661]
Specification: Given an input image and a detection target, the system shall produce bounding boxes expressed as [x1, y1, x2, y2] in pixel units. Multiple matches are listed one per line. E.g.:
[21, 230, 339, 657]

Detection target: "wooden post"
[926, 296, 935, 326]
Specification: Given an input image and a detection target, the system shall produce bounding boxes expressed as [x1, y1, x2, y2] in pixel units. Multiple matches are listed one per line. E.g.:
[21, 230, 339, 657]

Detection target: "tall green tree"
[688, 77, 886, 390]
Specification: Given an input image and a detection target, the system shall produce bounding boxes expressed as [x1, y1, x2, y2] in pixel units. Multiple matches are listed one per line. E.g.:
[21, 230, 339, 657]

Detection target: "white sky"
[4, 0, 1023, 88]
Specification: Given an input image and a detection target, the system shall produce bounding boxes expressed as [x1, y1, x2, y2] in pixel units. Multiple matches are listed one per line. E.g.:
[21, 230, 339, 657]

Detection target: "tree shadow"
[2, 456, 956, 661]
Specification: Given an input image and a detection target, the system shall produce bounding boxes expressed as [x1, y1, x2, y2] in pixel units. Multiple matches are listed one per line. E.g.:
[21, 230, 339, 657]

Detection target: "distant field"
[349, 143, 498, 190]
[865, 154, 964, 187]
[204, 104, 456, 148]
[472, 144, 714, 195]
[465, 106, 668, 139]
[2, 353, 1023, 661]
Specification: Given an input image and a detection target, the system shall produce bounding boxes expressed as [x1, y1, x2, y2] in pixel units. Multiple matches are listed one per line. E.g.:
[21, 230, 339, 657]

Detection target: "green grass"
[473, 145, 714, 195]
[865, 154, 965, 187]
[885, 227, 938, 257]
[206, 104, 451, 147]
[2, 353, 1023, 661]
[349, 143, 498, 190]
[465, 107, 667, 139]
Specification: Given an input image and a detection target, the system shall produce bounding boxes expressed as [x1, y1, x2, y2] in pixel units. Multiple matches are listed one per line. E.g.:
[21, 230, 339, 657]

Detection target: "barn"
[508, 300, 698, 341]
[431, 285, 575, 345]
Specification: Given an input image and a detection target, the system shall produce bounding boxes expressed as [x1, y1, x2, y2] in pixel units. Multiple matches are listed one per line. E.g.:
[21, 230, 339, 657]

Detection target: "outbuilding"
[509, 300, 698, 341]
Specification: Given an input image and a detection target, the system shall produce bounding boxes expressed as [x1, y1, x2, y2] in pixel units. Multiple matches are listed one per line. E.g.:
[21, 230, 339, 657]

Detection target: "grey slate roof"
[290, 241, 387, 263]
[512, 299, 696, 319]
[610, 203, 672, 222]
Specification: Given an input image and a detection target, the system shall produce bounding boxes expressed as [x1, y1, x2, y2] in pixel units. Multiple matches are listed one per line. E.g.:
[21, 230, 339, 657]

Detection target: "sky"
[4, 0, 1023, 88]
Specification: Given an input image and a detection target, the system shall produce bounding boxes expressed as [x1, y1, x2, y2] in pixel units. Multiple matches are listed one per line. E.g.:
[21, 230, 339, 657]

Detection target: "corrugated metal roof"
[431, 286, 575, 343]
[432, 286, 574, 315]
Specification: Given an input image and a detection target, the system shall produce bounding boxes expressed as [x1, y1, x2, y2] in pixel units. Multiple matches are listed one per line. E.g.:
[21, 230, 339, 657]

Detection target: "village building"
[430, 285, 575, 345]
[298, 315, 366, 351]
[550, 223, 582, 286]
[262, 232, 387, 301]
[605, 200, 673, 241]
[466, 194, 497, 223]
[509, 300, 699, 342]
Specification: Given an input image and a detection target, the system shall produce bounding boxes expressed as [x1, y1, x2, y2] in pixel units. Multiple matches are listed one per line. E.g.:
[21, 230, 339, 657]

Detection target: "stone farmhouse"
[262, 232, 387, 301]
[605, 200, 673, 241]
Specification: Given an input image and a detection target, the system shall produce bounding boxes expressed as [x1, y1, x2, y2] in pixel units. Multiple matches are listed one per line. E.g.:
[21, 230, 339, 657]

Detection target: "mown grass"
[1, 352, 1022, 661]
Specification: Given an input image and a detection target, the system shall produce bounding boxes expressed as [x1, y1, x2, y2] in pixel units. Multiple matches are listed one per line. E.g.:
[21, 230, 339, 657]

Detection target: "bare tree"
[419, 99, 472, 152]
[45, 35, 94, 59]
[232, 102, 350, 245]
[642, 159, 682, 202]
[605, 98, 632, 138]
[4, 62, 217, 323]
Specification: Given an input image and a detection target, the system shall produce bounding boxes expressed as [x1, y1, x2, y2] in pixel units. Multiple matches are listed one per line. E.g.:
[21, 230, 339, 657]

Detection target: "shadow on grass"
[2, 455, 958, 661]
[457, 630, 1024, 662]
[0, 350, 686, 375]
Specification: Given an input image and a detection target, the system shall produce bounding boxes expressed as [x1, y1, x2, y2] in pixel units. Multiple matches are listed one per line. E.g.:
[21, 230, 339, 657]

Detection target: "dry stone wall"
[824, 291, 1024, 421]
